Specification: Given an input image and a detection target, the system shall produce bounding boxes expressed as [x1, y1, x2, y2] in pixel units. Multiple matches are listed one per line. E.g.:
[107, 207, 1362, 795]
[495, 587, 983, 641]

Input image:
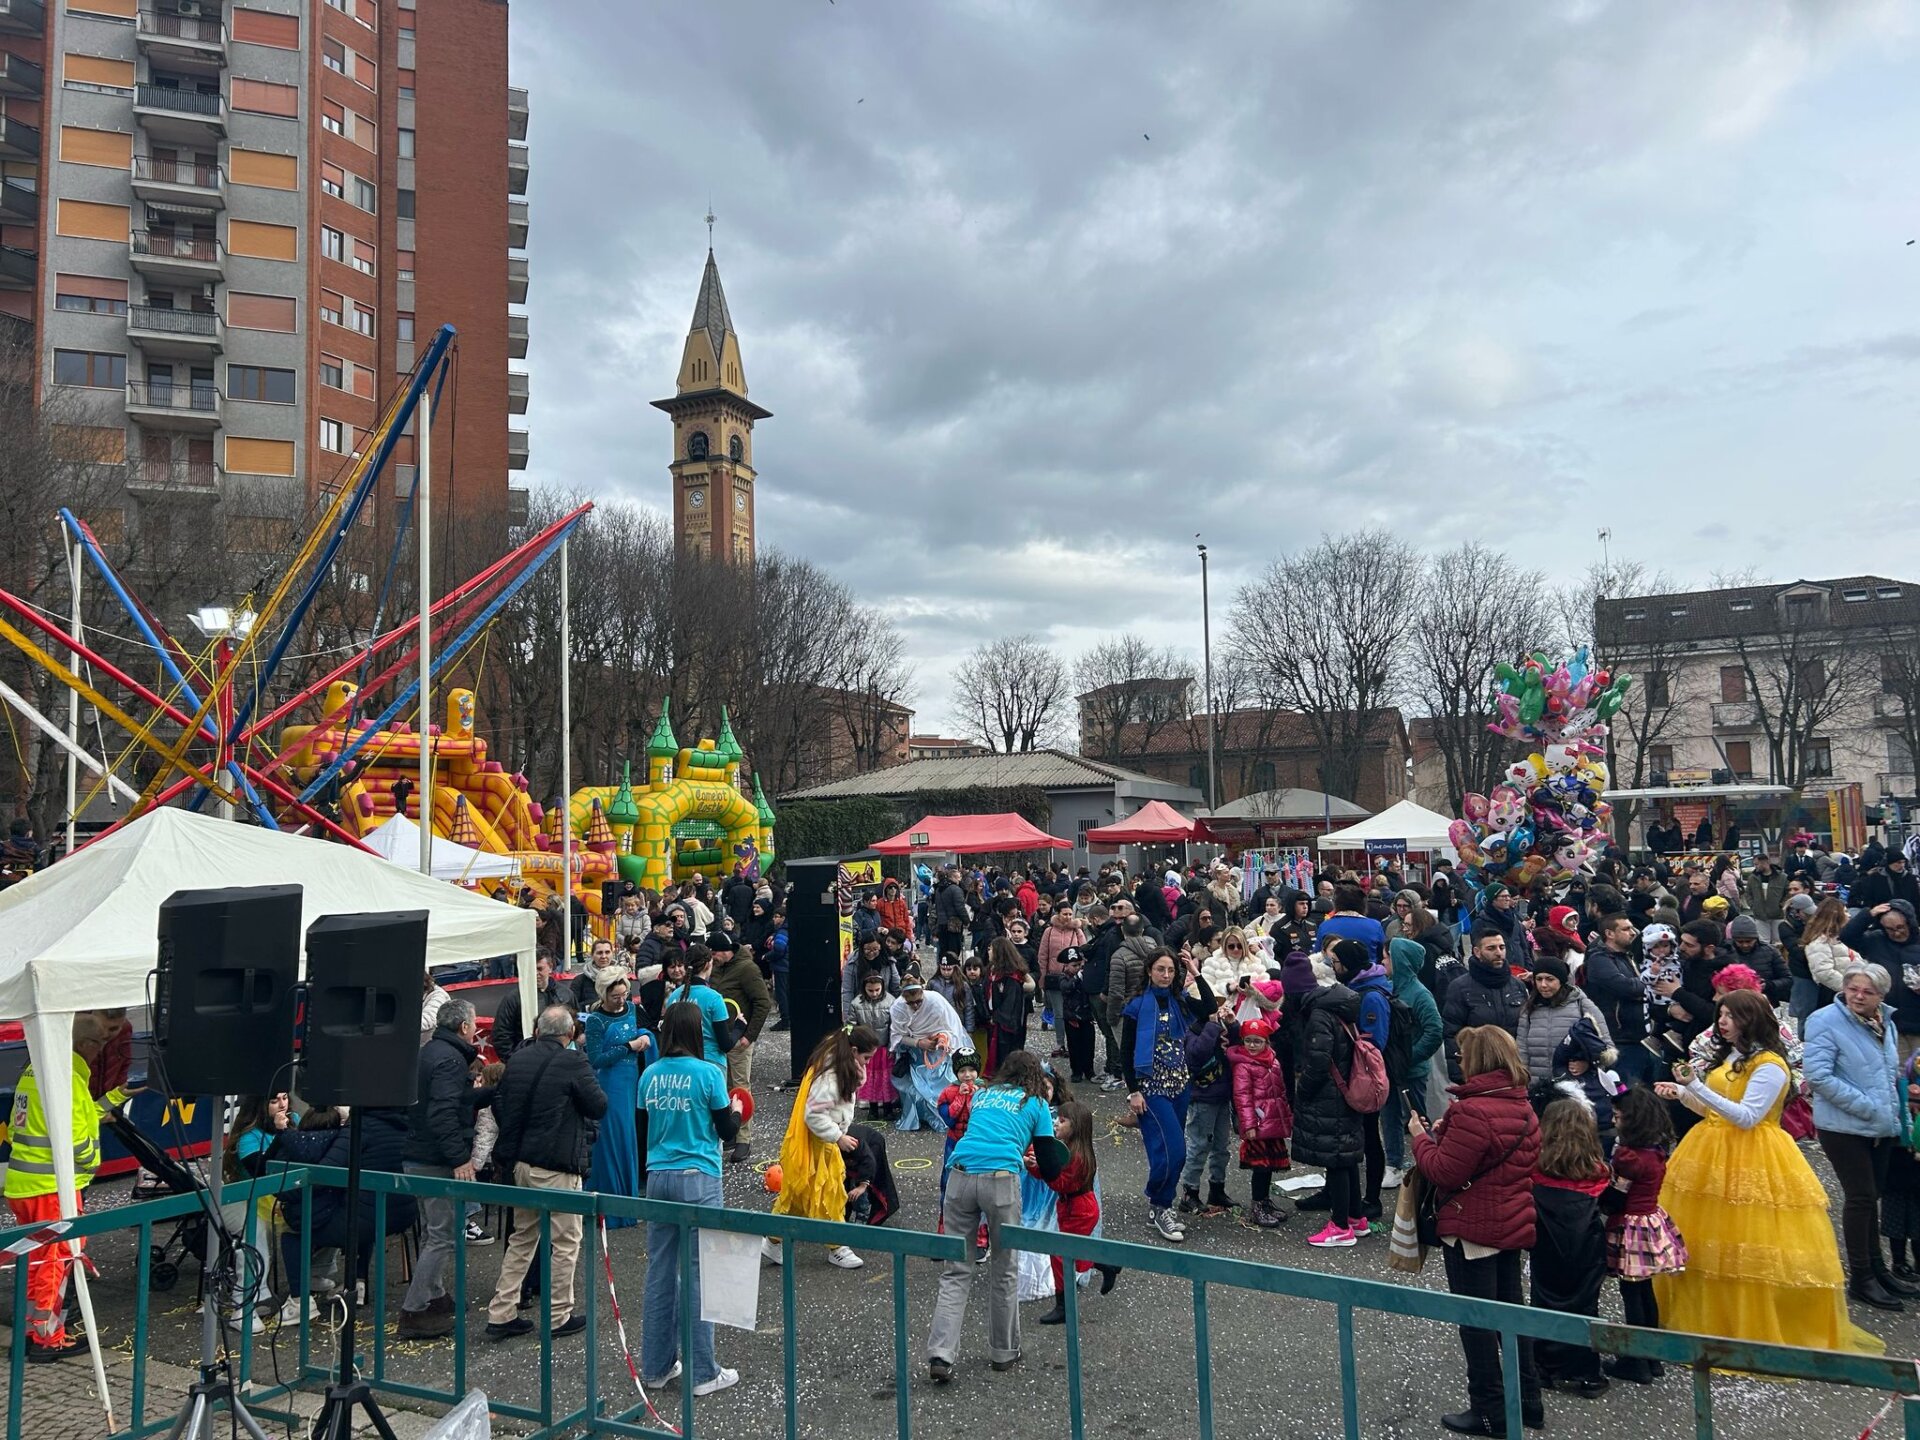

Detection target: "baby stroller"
[103, 1108, 207, 1293]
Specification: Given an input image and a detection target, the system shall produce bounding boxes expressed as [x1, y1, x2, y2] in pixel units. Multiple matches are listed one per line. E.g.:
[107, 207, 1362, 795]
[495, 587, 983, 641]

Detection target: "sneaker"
[928, 1357, 954, 1385]
[644, 1361, 682, 1390]
[277, 1296, 312, 1326]
[1151, 1207, 1186, 1242]
[693, 1367, 740, 1397]
[465, 1221, 491, 1243]
[1349, 1216, 1372, 1238]
[1253, 1201, 1288, 1229]
[24, 1338, 85, 1363]
[974, 1243, 991, 1265]
[1308, 1223, 1357, 1249]
[761, 1238, 784, 1266]
[1381, 1166, 1405, 1190]
[826, 1245, 864, 1269]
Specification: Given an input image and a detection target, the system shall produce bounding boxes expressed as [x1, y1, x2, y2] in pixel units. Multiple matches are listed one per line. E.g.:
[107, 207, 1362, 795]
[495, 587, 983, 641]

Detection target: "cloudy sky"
[513, 0, 1920, 735]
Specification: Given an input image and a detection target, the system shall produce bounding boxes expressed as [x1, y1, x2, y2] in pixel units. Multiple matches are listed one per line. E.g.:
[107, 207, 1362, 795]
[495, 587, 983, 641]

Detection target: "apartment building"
[0, 0, 524, 581]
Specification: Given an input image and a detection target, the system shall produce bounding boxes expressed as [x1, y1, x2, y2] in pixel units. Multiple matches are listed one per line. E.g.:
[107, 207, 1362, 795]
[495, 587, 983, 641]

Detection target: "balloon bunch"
[1447, 646, 1633, 897]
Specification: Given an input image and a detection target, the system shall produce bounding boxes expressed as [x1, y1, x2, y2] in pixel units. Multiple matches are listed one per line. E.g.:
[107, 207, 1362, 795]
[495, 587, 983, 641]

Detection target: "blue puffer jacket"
[1802, 1001, 1904, 1139]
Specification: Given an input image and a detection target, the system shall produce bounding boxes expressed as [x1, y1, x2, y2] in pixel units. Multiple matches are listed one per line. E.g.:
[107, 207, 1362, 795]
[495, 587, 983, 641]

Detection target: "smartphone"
[1399, 1088, 1418, 1117]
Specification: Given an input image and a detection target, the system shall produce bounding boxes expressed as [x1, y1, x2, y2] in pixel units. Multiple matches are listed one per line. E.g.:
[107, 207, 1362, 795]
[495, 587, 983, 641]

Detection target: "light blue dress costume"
[584, 1001, 650, 1228]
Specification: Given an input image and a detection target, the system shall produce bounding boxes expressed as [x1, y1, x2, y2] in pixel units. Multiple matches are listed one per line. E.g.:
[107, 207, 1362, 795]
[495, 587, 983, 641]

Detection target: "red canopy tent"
[871, 812, 1072, 855]
[1083, 800, 1200, 847]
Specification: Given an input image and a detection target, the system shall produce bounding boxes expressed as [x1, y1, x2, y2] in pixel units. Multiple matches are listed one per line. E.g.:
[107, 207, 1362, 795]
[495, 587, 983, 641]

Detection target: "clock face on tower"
[689, 489, 705, 509]
[728, 433, 743, 462]
[734, 490, 746, 512]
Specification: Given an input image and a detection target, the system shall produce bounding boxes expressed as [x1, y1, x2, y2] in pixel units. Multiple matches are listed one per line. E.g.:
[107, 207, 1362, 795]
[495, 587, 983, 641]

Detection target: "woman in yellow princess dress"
[1653, 989, 1882, 1353]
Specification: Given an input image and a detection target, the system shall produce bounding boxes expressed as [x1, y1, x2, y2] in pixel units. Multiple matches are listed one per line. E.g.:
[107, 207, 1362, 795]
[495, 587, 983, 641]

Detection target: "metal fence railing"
[5, 1168, 1918, 1440]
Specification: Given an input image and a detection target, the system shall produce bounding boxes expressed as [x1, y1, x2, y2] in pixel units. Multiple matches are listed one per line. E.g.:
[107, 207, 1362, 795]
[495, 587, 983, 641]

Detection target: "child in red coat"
[1030, 1101, 1120, 1324]
[1227, 1016, 1293, 1228]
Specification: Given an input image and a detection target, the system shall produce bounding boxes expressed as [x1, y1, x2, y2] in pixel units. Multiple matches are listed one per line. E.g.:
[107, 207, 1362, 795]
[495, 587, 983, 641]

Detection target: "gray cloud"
[513, 0, 1918, 733]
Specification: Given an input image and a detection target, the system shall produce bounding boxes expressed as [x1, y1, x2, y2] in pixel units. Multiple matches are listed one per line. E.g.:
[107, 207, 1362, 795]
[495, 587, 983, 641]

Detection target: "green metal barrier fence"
[6, 1169, 1919, 1440]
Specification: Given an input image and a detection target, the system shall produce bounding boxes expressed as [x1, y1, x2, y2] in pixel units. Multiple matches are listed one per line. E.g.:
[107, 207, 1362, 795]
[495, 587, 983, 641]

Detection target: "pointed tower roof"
[690, 250, 733, 377]
[753, 773, 776, 826]
[653, 248, 771, 419]
[608, 761, 641, 827]
[647, 698, 679, 759]
[716, 705, 743, 764]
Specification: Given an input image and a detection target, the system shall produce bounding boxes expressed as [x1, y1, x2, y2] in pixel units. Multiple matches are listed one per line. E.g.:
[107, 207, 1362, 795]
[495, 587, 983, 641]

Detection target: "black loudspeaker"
[783, 858, 848, 1082]
[154, 885, 302, 1096]
[601, 879, 625, 917]
[301, 910, 430, 1109]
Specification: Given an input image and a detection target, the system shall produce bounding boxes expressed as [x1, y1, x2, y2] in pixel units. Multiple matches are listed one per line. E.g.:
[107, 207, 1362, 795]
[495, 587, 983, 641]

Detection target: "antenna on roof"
[706, 202, 716, 250]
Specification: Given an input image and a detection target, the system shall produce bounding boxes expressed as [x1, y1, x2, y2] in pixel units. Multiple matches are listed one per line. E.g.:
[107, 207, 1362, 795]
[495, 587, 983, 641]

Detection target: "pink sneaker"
[1308, 1223, 1357, 1248]
[1348, 1217, 1371, 1238]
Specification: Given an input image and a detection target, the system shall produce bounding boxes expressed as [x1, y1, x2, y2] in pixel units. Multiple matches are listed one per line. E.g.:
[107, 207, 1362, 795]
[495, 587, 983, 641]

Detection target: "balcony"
[127, 303, 223, 357]
[0, 113, 36, 160]
[1710, 700, 1758, 729]
[507, 428, 528, 470]
[0, 50, 42, 97]
[0, 242, 31, 289]
[127, 459, 221, 496]
[130, 230, 222, 284]
[131, 154, 225, 209]
[508, 197, 527, 249]
[507, 86, 527, 143]
[0, 177, 35, 223]
[1873, 692, 1909, 724]
[507, 140, 527, 196]
[0, 0, 43, 36]
[507, 369, 527, 415]
[125, 377, 222, 431]
[507, 254, 527, 304]
[136, 9, 227, 71]
[507, 311, 527, 359]
[506, 484, 529, 527]
[134, 83, 226, 142]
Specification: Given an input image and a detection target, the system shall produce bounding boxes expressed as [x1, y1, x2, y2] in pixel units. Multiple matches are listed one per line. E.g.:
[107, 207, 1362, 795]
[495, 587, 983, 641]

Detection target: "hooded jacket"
[1387, 938, 1444, 1076]
[407, 1028, 482, 1167]
[1105, 931, 1159, 1025]
[1741, 867, 1789, 921]
[1227, 1040, 1292, 1143]
[1345, 963, 1394, 1053]
[1515, 986, 1613, 1083]
[1441, 958, 1528, 1080]
[1841, 904, 1920, 1034]
[1411, 1073, 1540, 1249]
[1531, 1172, 1609, 1315]
[1291, 982, 1365, 1169]
[1580, 940, 1648, 1044]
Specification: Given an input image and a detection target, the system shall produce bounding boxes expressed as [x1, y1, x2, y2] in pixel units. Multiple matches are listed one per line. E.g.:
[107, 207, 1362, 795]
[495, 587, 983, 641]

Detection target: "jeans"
[641, 1169, 722, 1386]
[401, 1162, 457, 1312]
[927, 1169, 1021, 1364]
[1095, 1013, 1124, 1078]
[1790, 977, 1824, 1027]
[1817, 1130, 1895, 1280]
[1442, 1243, 1540, 1422]
[1139, 1094, 1188, 1208]
[773, 970, 789, 1021]
[1179, 1099, 1231, 1191]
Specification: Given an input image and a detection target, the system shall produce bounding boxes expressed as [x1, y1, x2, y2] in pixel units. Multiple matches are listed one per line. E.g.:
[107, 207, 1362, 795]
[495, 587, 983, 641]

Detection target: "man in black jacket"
[1663, 920, 1728, 1047]
[933, 868, 969, 961]
[1726, 916, 1792, 1004]
[1584, 915, 1650, 1082]
[400, 1000, 481, 1339]
[490, 954, 563, 1059]
[485, 1005, 608, 1341]
[1440, 925, 1527, 1080]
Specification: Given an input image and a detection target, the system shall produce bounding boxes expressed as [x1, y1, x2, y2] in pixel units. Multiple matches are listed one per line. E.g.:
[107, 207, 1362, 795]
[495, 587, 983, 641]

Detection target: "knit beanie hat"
[1786, 893, 1818, 917]
[1728, 915, 1760, 940]
[1532, 952, 1571, 986]
[1483, 882, 1510, 905]
[1279, 950, 1319, 996]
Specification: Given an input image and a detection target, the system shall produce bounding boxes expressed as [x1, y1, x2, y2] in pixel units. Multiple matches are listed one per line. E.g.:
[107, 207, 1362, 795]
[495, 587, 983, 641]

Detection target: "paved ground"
[9, 1020, 1920, 1440]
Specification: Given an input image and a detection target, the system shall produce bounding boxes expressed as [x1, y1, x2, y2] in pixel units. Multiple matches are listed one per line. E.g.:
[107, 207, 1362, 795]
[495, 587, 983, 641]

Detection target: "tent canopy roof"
[361, 813, 519, 883]
[1200, 788, 1369, 823]
[1085, 800, 1196, 844]
[1315, 798, 1460, 854]
[0, 806, 537, 1020]
[871, 812, 1072, 855]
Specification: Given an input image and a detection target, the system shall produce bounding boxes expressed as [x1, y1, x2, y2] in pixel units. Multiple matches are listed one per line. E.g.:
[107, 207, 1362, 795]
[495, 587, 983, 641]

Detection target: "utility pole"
[1198, 537, 1217, 811]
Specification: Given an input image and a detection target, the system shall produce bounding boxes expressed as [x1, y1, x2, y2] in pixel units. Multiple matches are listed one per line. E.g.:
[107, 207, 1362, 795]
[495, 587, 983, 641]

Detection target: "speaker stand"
[162, 1104, 274, 1440]
[307, 1111, 401, 1440]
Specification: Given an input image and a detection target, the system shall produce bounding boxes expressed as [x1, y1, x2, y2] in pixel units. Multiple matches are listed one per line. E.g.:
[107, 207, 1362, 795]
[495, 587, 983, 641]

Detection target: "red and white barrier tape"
[598, 1217, 681, 1437]
[0, 1222, 70, 1258]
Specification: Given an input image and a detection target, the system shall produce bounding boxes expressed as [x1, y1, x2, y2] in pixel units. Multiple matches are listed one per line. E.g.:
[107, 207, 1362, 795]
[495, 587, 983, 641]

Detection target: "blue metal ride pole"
[222, 323, 457, 751]
[55, 509, 278, 826]
[295, 513, 586, 805]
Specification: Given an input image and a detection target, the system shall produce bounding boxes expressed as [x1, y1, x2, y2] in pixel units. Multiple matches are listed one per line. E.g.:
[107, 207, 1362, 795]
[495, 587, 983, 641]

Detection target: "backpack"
[1383, 993, 1418, 1085]
[1331, 1020, 1389, 1114]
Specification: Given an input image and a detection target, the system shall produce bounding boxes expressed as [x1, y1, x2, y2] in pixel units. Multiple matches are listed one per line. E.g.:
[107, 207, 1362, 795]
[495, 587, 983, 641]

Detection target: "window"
[1786, 592, 1820, 620]
[55, 274, 129, 315]
[1187, 764, 1205, 792]
[350, 239, 376, 275]
[396, 249, 415, 281]
[1797, 659, 1826, 696]
[399, 23, 414, 38]
[321, 163, 345, 199]
[1880, 586, 1904, 600]
[321, 100, 345, 136]
[323, 0, 347, 10]
[1623, 607, 1646, 622]
[397, 127, 414, 158]
[396, 312, 414, 342]
[1843, 588, 1870, 603]
[352, 110, 377, 151]
[398, 69, 415, 100]
[396, 188, 415, 220]
[320, 225, 345, 261]
[1668, 606, 1688, 618]
[1884, 653, 1905, 696]
[227, 292, 296, 332]
[1891, 733, 1916, 777]
[322, 38, 347, 74]
[350, 301, 374, 336]
[319, 289, 344, 326]
[231, 9, 301, 48]
[228, 149, 297, 189]
[228, 365, 294, 404]
[1728, 598, 1754, 612]
[53, 349, 126, 389]
[63, 54, 135, 96]
[319, 418, 348, 453]
[1724, 741, 1753, 780]
[319, 356, 344, 390]
[1720, 665, 1747, 703]
[1647, 745, 1675, 777]
[351, 176, 377, 213]
[230, 80, 298, 117]
[1645, 671, 1670, 708]
[55, 292, 128, 316]
[1806, 739, 1834, 778]
[1250, 760, 1276, 791]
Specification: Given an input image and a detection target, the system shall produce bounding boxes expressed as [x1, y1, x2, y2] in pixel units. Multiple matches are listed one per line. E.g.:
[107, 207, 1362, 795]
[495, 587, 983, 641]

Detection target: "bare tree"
[1579, 561, 1692, 837]
[1073, 634, 1189, 758]
[1224, 530, 1420, 801]
[951, 634, 1070, 753]
[1734, 599, 1880, 788]
[1409, 544, 1555, 812]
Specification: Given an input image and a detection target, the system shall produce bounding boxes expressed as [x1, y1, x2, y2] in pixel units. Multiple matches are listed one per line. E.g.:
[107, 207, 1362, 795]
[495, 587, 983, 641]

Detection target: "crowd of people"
[11, 837, 1920, 1429]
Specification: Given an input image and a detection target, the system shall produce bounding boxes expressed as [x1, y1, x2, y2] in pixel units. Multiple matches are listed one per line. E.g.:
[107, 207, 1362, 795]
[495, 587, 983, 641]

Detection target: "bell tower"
[650, 244, 771, 563]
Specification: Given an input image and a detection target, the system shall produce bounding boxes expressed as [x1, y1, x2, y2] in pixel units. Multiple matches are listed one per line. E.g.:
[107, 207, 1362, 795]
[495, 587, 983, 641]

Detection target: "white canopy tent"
[0, 806, 537, 1403]
[1316, 798, 1462, 860]
[361, 812, 519, 884]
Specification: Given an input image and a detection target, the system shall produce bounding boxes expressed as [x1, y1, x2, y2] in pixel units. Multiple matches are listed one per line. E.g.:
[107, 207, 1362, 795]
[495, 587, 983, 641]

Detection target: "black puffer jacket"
[1441, 959, 1528, 1080]
[271, 1107, 416, 1235]
[407, 1029, 480, 1167]
[489, 1035, 608, 1176]
[1291, 983, 1365, 1169]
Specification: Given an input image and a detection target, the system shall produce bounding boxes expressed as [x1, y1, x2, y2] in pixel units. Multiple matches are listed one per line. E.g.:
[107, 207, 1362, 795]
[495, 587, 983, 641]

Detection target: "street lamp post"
[1197, 538, 1217, 812]
[188, 606, 256, 821]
